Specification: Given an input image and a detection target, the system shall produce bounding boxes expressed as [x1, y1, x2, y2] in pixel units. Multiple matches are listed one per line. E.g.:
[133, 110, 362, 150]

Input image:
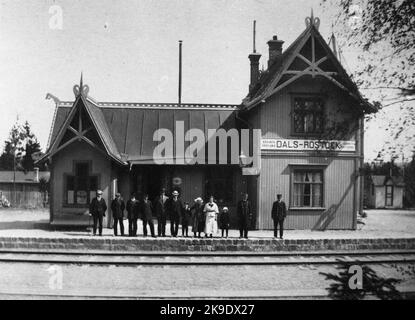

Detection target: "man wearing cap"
[153, 188, 169, 237]
[126, 193, 140, 236]
[167, 190, 183, 237]
[271, 194, 287, 239]
[111, 192, 125, 236]
[89, 190, 107, 236]
[237, 193, 253, 239]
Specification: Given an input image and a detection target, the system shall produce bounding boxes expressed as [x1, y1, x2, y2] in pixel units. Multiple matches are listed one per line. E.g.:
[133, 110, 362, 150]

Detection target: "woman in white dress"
[203, 195, 219, 238]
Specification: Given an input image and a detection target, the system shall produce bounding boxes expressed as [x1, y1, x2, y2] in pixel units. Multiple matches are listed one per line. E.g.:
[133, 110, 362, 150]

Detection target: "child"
[220, 207, 230, 238]
[182, 202, 191, 237]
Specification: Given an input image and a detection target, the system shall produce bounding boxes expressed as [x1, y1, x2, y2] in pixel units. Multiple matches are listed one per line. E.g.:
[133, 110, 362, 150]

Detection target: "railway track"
[1, 248, 414, 265]
[1, 249, 414, 299]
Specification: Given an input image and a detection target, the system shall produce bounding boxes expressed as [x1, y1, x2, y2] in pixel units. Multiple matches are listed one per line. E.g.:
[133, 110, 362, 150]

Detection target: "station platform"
[0, 208, 414, 252]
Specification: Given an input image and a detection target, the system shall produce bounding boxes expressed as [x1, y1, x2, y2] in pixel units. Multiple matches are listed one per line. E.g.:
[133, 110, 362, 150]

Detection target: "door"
[385, 185, 393, 207]
[133, 165, 164, 201]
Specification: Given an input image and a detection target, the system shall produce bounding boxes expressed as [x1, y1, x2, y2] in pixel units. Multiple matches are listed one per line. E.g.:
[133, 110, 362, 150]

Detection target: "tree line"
[0, 121, 45, 172]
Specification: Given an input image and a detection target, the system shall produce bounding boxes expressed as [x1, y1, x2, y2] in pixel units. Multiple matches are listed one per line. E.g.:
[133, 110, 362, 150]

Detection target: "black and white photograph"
[0, 0, 414, 305]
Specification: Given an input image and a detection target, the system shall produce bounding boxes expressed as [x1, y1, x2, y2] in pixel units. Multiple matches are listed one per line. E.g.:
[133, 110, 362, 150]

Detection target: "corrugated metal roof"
[84, 99, 121, 161]
[0, 171, 50, 183]
[47, 98, 238, 165]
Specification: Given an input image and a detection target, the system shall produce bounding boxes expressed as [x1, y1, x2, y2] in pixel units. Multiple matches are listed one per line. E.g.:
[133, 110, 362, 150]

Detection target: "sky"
[0, 0, 400, 161]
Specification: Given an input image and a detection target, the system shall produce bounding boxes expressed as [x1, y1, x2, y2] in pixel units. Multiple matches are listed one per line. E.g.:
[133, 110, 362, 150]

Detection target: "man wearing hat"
[271, 194, 287, 239]
[126, 192, 140, 236]
[153, 188, 169, 237]
[237, 193, 253, 239]
[111, 192, 125, 236]
[191, 197, 205, 238]
[89, 190, 107, 236]
[167, 190, 183, 237]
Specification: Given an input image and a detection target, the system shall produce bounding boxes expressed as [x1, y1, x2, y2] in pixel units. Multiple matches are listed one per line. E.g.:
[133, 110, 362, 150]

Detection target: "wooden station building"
[39, 14, 377, 230]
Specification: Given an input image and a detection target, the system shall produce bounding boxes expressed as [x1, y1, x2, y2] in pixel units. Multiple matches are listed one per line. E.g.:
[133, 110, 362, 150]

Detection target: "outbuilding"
[367, 175, 405, 209]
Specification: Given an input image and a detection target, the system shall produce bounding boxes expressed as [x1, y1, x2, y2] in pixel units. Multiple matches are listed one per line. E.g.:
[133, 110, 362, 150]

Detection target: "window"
[205, 167, 234, 204]
[65, 162, 99, 206]
[293, 169, 324, 208]
[293, 97, 324, 135]
[385, 185, 393, 206]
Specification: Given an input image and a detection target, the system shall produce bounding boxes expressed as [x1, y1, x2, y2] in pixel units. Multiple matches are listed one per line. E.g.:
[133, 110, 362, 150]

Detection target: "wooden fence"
[0, 190, 48, 208]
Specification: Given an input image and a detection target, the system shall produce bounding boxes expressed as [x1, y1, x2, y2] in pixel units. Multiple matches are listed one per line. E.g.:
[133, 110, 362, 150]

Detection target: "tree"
[0, 122, 25, 171]
[21, 121, 42, 171]
[0, 121, 43, 171]
[321, 0, 415, 158]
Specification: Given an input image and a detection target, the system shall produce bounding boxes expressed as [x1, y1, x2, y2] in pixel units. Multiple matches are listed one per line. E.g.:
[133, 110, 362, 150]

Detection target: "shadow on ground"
[0, 220, 89, 233]
[0, 220, 50, 230]
[320, 261, 403, 300]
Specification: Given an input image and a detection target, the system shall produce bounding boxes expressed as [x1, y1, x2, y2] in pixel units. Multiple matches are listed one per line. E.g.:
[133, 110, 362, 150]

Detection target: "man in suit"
[271, 194, 287, 239]
[237, 193, 253, 239]
[111, 192, 125, 236]
[126, 193, 140, 236]
[141, 193, 156, 237]
[167, 190, 183, 237]
[153, 188, 169, 237]
[89, 190, 107, 236]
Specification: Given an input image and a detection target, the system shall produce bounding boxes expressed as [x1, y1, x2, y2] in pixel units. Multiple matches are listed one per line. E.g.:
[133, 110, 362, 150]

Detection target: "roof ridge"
[57, 101, 240, 109]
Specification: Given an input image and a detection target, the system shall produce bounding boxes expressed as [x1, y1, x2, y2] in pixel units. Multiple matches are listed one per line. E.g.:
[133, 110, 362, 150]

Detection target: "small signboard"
[261, 139, 356, 152]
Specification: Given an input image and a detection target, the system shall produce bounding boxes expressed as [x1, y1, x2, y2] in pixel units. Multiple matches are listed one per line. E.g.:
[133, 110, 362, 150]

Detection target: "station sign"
[261, 138, 356, 152]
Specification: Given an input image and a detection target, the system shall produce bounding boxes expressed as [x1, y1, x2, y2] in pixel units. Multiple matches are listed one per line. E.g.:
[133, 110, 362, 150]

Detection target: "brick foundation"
[0, 237, 414, 252]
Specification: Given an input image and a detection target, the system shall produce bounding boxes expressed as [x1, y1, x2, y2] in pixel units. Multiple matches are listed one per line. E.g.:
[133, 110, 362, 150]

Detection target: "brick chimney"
[267, 35, 284, 67]
[248, 52, 261, 92]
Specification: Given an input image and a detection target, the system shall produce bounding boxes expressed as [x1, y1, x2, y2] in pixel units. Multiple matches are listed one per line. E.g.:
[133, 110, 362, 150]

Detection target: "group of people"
[89, 188, 287, 239]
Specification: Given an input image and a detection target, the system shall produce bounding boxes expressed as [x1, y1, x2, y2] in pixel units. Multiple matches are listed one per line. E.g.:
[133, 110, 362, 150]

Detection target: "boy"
[220, 207, 230, 238]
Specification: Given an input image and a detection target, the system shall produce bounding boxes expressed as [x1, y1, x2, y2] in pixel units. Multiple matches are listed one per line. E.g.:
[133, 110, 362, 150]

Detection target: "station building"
[39, 14, 377, 230]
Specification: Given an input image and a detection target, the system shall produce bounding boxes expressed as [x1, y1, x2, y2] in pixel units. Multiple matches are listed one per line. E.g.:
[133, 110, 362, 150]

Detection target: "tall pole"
[178, 40, 182, 106]
[253, 20, 256, 53]
[13, 147, 16, 206]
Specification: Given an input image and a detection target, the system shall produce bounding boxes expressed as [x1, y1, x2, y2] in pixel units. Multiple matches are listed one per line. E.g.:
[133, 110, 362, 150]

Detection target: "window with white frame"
[292, 169, 324, 208]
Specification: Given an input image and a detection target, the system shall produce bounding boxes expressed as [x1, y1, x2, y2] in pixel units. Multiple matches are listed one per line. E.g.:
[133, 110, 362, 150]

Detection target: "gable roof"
[371, 175, 405, 187]
[43, 96, 239, 165]
[242, 20, 377, 114]
[43, 95, 124, 164]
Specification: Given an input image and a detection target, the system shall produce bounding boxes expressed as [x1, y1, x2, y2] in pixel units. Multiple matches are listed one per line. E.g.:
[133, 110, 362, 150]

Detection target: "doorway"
[132, 165, 169, 201]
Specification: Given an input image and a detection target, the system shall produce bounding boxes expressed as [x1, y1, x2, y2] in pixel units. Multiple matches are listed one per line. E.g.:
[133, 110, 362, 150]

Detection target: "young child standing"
[220, 207, 230, 238]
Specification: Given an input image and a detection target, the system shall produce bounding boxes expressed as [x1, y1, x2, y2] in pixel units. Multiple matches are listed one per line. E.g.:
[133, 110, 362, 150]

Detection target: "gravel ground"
[0, 208, 414, 239]
[0, 261, 414, 298]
